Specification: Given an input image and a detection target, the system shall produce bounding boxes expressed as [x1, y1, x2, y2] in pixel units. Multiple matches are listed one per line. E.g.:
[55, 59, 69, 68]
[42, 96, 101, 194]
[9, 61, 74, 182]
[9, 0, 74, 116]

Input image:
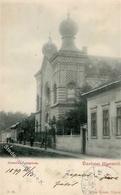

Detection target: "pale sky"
[0, 0, 121, 114]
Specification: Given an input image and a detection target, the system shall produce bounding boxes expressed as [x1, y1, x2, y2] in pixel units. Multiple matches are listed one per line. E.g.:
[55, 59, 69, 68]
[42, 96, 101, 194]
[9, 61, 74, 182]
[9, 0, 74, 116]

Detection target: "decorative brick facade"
[34, 15, 117, 133]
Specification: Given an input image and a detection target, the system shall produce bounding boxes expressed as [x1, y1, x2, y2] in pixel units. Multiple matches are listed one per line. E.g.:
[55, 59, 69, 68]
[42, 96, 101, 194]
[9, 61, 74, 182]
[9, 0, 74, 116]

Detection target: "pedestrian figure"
[44, 130, 48, 150]
[40, 137, 45, 148]
[30, 136, 34, 147]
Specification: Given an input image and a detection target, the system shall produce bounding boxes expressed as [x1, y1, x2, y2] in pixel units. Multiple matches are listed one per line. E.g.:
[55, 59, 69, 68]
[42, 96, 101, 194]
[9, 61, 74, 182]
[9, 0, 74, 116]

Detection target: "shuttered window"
[91, 112, 97, 137]
[103, 109, 110, 136]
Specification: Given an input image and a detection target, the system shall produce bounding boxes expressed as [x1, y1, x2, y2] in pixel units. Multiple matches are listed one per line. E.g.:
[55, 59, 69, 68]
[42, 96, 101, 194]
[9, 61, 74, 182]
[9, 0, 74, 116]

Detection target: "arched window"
[45, 83, 50, 105]
[67, 82, 75, 99]
[53, 84, 57, 104]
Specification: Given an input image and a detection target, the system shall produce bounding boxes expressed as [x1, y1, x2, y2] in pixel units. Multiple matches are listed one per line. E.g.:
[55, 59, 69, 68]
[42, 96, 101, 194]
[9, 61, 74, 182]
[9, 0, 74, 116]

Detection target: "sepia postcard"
[0, 0, 121, 194]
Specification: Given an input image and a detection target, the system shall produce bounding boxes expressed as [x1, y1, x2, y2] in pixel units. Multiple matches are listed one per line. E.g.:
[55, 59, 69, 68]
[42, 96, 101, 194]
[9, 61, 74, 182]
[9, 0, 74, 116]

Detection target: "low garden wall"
[56, 135, 82, 153]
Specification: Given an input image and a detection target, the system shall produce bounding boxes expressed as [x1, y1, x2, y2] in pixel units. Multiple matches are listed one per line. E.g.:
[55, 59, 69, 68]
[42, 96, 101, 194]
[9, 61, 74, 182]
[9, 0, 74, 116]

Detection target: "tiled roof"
[82, 79, 121, 97]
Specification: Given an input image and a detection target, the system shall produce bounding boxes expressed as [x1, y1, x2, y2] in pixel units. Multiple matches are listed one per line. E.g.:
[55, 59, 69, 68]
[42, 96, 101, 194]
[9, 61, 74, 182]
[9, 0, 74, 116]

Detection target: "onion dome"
[59, 14, 78, 38]
[59, 14, 79, 51]
[42, 36, 57, 58]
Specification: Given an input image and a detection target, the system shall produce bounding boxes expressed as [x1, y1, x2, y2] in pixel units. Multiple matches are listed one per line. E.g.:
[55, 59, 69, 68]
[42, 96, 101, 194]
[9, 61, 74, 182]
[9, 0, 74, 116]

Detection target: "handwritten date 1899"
[5, 166, 36, 178]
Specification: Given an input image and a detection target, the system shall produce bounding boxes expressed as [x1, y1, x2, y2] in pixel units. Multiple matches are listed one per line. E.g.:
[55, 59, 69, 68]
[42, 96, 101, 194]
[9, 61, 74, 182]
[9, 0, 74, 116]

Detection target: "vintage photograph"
[0, 0, 121, 159]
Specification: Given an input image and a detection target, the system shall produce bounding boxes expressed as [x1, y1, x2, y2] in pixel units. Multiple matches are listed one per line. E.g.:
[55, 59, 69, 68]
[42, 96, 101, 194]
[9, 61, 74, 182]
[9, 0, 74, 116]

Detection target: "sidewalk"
[11, 143, 98, 159]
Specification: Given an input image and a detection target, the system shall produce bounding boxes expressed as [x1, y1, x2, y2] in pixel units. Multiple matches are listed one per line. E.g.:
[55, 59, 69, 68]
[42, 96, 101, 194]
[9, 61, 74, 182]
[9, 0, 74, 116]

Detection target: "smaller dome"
[59, 15, 78, 38]
[42, 36, 57, 58]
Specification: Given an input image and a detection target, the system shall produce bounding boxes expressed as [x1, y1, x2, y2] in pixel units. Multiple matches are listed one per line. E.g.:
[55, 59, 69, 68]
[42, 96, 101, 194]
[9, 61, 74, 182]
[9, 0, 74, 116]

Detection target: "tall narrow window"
[116, 107, 121, 136]
[46, 87, 50, 104]
[45, 83, 50, 105]
[53, 84, 57, 104]
[45, 113, 49, 123]
[91, 112, 97, 137]
[67, 82, 75, 99]
[103, 109, 110, 137]
[35, 120, 38, 132]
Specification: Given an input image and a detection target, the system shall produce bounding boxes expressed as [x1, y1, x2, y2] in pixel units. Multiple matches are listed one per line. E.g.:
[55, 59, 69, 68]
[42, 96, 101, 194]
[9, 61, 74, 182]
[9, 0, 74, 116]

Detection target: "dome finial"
[48, 32, 52, 43]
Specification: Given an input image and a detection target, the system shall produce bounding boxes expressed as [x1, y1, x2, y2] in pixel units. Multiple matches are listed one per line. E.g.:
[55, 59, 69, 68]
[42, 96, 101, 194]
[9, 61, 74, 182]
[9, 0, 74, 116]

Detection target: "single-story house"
[1, 122, 20, 143]
[83, 79, 121, 158]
